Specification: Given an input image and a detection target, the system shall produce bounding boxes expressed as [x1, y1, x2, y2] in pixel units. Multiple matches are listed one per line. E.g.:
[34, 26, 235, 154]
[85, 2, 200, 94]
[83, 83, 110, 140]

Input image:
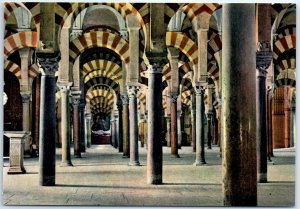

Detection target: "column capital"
[36, 52, 61, 77]
[194, 85, 205, 95]
[168, 92, 178, 103]
[120, 93, 129, 105]
[19, 48, 31, 59]
[147, 63, 163, 74]
[57, 82, 73, 93]
[256, 50, 272, 74]
[127, 85, 140, 97]
[71, 91, 81, 106]
[85, 112, 92, 119]
[20, 92, 31, 103]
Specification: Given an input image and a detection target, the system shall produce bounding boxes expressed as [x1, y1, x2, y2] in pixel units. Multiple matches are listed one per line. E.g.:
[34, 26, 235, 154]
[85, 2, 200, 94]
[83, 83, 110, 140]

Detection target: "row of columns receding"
[9, 4, 293, 206]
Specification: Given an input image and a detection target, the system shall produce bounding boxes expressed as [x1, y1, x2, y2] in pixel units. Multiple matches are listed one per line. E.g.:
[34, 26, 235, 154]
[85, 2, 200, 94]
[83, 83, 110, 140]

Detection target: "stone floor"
[2, 144, 296, 206]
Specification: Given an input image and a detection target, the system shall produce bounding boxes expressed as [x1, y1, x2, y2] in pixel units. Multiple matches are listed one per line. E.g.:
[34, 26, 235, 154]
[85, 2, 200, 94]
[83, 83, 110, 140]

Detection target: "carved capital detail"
[36, 52, 61, 76]
[147, 63, 163, 74]
[194, 86, 205, 96]
[127, 85, 140, 98]
[120, 93, 129, 105]
[20, 92, 31, 103]
[168, 92, 178, 103]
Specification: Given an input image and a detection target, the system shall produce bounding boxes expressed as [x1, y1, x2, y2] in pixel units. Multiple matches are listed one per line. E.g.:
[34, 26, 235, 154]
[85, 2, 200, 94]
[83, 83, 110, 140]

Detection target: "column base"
[170, 154, 180, 158]
[122, 154, 129, 158]
[7, 166, 26, 175]
[74, 154, 81, 158]
[60, 161, 73, 167]
[218, 153, 222, 158]
[207, 147, 212, 150]
[147, 176, 163, 185]
[258, 173, 267, 183]
[40, 176, 55, 186]
[128, 161, 140, 166]
[193, 161, 207, 166]
[268, 160, 274, 165]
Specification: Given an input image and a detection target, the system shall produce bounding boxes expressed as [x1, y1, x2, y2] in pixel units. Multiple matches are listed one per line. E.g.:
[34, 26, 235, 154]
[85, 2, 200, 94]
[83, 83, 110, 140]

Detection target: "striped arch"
[91, 105, 112, 115]
[137, 91, 146, 111]
[208, 33, 222, 61]
[275, 26, 296, 42]
[4, 31, 38, 59]
[182, 3, 220, 25]
[55, 3, 147, 48]
[275, 69, 296, 88]
[181, 89, 192, 108]
[82, 59, 122, 83]
[273, 35, 296, 60]
[275, 58, 296, 74]
[69, 31, 129, 64]
[180, 78, 194, 93]
[29, 63, 40, 85]
[90, 96, 114, 107]
[4, 60, 21, 81]
[207, 61, 219, 86]
[86, 89, 114, 103]
[84, 76, 120, 95]
[166, 32, 198, 64]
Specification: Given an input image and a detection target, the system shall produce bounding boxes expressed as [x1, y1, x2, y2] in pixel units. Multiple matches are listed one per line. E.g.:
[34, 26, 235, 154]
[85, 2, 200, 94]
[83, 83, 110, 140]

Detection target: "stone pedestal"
[222, 4, 257, 206]
[4, 131, 30, 174]
[37, 52, 60, 186]
[127, 85, 140, 166]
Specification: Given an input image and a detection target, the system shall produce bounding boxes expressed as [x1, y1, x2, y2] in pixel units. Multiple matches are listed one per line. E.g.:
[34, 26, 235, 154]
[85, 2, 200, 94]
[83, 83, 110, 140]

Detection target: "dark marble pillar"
[193, 87, 206, 165]
[256, 48, 271, 182]
[121, 94, 130, 158]
[71, 92, 81, 158]
[170, 93, 179, 157]
[191, 97, 196, 152]
[37, 52, 60, 186]
[206, 112, 213, 149]
[118, 104, 123, 152]
[79, 102, 86, 152]
[147, 63, 163, 184]
[222, 4, 257, 206]
[127, 85, 140, 166]
[165, 116, 171, 147]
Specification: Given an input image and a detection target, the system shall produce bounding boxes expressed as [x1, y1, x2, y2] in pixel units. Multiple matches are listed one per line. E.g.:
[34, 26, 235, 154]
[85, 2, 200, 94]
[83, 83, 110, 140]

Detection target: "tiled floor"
[2, 144, 296, 206]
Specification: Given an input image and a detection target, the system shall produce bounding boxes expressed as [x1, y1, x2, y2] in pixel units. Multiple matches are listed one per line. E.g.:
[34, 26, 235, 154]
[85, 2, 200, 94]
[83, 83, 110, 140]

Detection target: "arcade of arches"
[3, 2, 296, 206]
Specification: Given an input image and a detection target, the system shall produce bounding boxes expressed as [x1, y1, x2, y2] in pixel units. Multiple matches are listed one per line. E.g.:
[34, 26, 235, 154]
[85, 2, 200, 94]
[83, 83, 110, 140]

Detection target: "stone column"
[20, 92, 31, 156]
[121, 94, 130, 158]
[177, 111, 182, 149]
[290, 106, 296, 147]
[206, 112, 213, 149]
[118, 103, 123, 152]
[85, 113, 92, 148]
[165, 116, 171, 147]
[37, 52, 60, 186]
[114, 110, 119, 149]
[213, 108, 218, 145]
[57, 83, 73, 166]
[169, 93, 179, 157]
[147, 63, 163, 184]
[191, 96, 196, 152]
[71, 92, 81, 158]
[193, 87, 206, 165]
[256, 51, 271, 182]
[127, 85, 140, 166]
[222, 4, 257, 206]
[79, 103, 86, 152]
[266, 88, 273, 161]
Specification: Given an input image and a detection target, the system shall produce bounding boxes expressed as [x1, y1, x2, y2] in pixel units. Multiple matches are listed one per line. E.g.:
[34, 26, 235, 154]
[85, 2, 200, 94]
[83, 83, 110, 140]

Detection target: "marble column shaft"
[147, 64, 163, 184]
[72, 94, 81, 158]
[170, 94, 179, 157]
[20, 92, 31, 155]
[191, 107, 196, 152]
[165, 116, 171, 147]
[37, 52, 60, 186]
[79, 103, 86, 152]
[222, 4, 257, 206]
[177, 112, 182, 149]
[85, 113, 92, 148]
[118, 105, 123, 152]
[207, 113, 212, 149]
[121, 94, 130, 158]
[194, 88, 206, 165]
[58, 84, 72, 166]
[256, 68, 268, 182]
[127, 85, 140, 165]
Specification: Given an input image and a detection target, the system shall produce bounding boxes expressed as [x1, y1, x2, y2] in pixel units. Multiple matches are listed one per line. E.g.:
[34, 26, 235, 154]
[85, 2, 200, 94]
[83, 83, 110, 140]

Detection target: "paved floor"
[2, 144, 296, 206]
